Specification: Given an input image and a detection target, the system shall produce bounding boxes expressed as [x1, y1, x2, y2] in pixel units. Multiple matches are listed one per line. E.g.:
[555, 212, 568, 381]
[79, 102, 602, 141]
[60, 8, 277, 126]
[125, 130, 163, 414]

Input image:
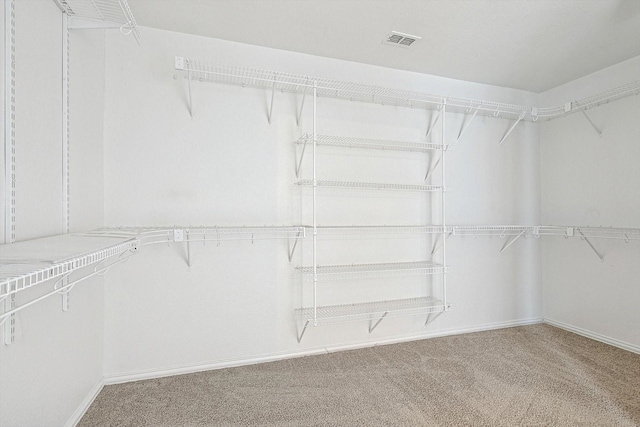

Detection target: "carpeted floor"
[80, 324, 640, 426]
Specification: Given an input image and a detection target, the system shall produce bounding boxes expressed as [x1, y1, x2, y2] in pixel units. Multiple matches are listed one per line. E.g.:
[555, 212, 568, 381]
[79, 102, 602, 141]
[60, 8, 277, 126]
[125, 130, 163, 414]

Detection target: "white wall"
[0, 2, 106, 426]
[102, 27, 541, 379]
[540, 55, 640, 349]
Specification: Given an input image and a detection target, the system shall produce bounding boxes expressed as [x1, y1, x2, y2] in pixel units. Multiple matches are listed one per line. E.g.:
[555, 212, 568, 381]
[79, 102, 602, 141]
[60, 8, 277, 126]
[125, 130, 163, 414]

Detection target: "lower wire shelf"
[296, 261, 445, 276]
[295, 296, 448, 326]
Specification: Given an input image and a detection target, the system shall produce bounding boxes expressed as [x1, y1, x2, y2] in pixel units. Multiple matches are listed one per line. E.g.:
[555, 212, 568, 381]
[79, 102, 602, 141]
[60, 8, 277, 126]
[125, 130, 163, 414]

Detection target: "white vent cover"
[384, 31, 421, 48]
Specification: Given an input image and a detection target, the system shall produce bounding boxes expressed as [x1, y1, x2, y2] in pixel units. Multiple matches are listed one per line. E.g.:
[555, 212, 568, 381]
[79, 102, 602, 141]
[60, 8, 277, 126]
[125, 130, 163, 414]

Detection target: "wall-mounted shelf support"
[456, 108, 479, 142]
[425, 310, 443, 326]
[55, 0, 140, 44]
[431, 232, 452, 256]
[266, 72, 278, 124]
[424, 155, 442, 182]
[296, 319, 310, 343]
[425, 105, 443, 138]
[295, 134, 310, 178]
[577, 229, 604, 262]
[287, 229, 303, 263]
[2, 295, 15, 345]
[368, 311, 388, 334]
[580, 110, 602, 137]
[499, 111, 526, 145]
[499, 228, 527, 253]
[296, 79, 309, 127]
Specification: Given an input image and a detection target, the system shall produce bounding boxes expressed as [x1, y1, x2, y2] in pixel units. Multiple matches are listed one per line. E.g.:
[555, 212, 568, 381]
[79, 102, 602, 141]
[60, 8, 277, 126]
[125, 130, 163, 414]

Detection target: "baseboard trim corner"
[104, 317, 543, 386]
[544, 318, 640, 355]
[65, 377, 105, 427]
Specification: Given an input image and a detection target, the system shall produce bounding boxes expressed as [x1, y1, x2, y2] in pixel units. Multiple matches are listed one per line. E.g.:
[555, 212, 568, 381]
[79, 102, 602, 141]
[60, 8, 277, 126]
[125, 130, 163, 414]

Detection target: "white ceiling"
[127, 0, 640, 93]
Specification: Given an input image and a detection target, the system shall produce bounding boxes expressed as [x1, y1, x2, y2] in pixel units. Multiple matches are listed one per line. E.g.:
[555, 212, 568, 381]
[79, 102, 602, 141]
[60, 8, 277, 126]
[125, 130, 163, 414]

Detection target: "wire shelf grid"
[0, 238, 138, 298]
[295, 134, 446, 153]
[295, 179, 442, 192]
[296, 261, 445, 276]
[59, 0, 139, 42]
[295, 296, 446, 325]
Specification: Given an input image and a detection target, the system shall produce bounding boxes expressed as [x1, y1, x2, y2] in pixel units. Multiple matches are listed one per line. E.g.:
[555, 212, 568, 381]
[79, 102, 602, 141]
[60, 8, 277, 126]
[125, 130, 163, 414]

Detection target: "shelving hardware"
[295, 179, 442, 192]
[0, 234, 138, 344]
[296, 261, 445, 276]
[295, 134, 446, 153]
[54, 0, 140, 43]
[174, 57, 640, 125]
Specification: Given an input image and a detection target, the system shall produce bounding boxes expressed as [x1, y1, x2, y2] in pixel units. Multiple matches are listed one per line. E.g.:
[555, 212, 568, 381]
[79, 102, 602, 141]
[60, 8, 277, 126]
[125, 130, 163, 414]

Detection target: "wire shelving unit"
[296, 134, 446, 153]
[296, 261, 445, 276]
[295, 297, 447, 326]
[295, 179, 442, 192]
[55, 0, 140, 43]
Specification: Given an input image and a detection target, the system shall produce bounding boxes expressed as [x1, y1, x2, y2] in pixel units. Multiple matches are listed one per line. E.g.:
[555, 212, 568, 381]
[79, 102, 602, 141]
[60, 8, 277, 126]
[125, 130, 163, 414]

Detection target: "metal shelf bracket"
[424, 154, 442, 182]
[267, 72, 278, 124]
[295, 133, 311, 178]
[456, 108, 479, 142]
[577, 229, 604, 262]
[499, 228, 527, 253]
[2, 295, 15, 345]
[425, 104, 443, 138]
[287, 229, 304, 263]
[296, 78, 310, 127]
[296, 319, 310, 343]
[425, 310, 443, 326]
[431, 232, 452, 256]
[580, 110, 602, 137]
[499, 111, 526, 145]
[368, 311, 389, 334]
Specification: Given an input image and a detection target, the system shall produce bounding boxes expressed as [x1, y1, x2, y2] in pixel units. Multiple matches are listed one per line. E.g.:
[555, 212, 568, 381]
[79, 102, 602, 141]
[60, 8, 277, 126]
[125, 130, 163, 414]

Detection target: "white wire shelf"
[315, 225, 445, 236]
[536, 80, 640, 120]
[175, 57, 640, 123]
[87, 226, 305, 246]
[295, 179, 442, 192]
[295, 134, 446, 153]
[175, 57, 531, 121]
[0, 235, 138, 298]
[56, 0, 140, 42]
[296, 296, 447, 325]
[296, 261, 445, 276]
[449, 225, 640, 241]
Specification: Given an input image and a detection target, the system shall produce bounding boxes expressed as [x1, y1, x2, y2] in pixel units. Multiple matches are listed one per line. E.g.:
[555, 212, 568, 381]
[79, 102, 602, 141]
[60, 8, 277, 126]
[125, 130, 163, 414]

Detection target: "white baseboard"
[544, 318, 640, 355]
[65, 377, 105, 427]
[104, 317, 543, 385]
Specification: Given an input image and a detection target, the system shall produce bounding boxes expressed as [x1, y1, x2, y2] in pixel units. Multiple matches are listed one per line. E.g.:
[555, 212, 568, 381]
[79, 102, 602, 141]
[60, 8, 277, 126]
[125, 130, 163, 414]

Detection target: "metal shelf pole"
[441, 101, 447, 310]
[312, 82, 318, 326]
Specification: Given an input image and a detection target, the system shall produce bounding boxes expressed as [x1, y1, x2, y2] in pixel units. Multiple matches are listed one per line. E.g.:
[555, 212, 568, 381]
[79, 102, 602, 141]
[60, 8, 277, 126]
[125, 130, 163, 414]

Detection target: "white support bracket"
[266, 72, 278, 124]
[295, 134, 311, 178]
[368, 311, 388, 334]
[580, 110, 602, 137]
[296, 319, 310, 343]
[296, 78, 310, 127]
[431, 232, 452, 256]
[287, 229, 304, 263]
[425, 310, 443, 326]
[498, 111, 526, 145]
[425, 105, 443, 138]
[577, 229, 604, 262]
[456, 108, 479, 142]
[2, 295, 15, 345]
[424, 155, 442, 183]
[173, 228, 191, 267]
[499, 228, 527, 254]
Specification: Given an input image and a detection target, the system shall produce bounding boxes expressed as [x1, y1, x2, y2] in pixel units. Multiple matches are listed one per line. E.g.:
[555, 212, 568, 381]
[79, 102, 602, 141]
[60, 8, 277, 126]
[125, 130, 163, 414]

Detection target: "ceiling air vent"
[384, 31, 421, 48]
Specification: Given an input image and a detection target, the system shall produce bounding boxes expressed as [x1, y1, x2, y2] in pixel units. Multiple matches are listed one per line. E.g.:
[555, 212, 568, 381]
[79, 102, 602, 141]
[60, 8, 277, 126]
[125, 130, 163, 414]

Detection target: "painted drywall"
[102, 27, 541, 378]
[0, 2, 107, 427]
[540, 55, 640, 349]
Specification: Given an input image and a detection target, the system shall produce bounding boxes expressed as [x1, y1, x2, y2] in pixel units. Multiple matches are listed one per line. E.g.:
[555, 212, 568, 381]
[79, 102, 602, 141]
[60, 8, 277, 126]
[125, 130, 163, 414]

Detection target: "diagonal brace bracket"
[424, 154, 442, 182]
[296, 78, 310, 127]
[296, 319, 310, 343]
[580, 110, 602, 137]
[499, 228, 527, 253]
[425, 105, 443, 138]
[295, 134, 311, 178]
[577, 229, 604, 262]
[431, 232, 452, 256]
[288, 230, 304, 263]
[369, 311, 388, 334]
[267, 72, 278, 124]
[499, 111, 526, 145]
[456, 108, 479, 142]
[425, 311, 444, 326]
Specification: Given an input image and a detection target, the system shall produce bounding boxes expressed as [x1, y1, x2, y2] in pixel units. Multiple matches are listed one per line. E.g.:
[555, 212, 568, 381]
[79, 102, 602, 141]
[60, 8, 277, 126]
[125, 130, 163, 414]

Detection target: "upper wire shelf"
[87, 226, 305, 246]
[56, 0, 140, 43]
[295, 296, 447, 325]
[295, 179, 442, 192]
[0, 235, 138, 298]
[316, 225, 445, 236]
[296, 134, 446, 153]
[296, 261, 445, 276]
[175, 57, 640, 123]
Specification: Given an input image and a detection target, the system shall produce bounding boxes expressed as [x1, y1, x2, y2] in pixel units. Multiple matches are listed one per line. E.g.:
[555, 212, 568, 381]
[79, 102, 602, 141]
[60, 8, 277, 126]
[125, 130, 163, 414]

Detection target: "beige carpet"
[80, 324, 640, 426]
